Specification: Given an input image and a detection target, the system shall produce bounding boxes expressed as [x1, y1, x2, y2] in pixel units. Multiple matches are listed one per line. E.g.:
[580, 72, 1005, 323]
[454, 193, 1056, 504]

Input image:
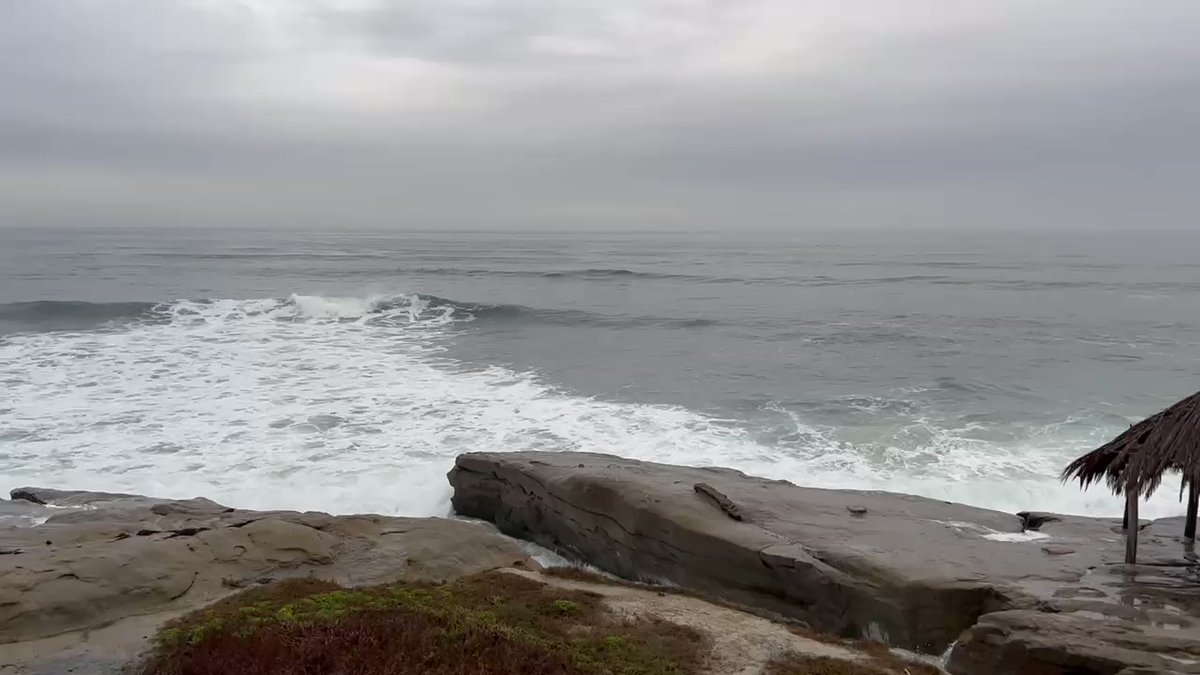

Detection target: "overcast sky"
[2, 0, 1198, 230]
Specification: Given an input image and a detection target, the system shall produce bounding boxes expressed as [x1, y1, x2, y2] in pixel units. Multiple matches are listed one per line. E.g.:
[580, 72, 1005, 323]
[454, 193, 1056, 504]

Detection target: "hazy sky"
[3, 1, 1198, 230]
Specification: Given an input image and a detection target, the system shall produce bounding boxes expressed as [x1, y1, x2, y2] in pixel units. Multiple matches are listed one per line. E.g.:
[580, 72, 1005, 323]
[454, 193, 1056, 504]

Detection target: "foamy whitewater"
[1, 229, 1197, 520]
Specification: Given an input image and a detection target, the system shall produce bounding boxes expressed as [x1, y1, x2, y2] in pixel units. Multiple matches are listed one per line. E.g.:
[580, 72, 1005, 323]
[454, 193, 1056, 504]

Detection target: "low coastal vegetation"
[139, 570, 706, 675]
[140, 567, 943, 675]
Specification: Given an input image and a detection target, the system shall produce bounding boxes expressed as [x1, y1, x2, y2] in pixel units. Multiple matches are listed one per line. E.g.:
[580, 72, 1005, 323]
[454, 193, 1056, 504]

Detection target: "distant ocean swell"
[0, 295, 722, 333]
[58, 256, 1200, 293]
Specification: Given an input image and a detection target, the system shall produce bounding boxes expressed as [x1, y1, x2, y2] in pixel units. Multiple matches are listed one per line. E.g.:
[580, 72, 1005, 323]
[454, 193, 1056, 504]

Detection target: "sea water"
[1, 227, 1196, 518]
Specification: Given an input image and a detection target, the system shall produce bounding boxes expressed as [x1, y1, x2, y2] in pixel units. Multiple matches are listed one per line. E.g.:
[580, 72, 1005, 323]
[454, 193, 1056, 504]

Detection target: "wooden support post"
[1185, 481, 1198, 541]
[1125, 488, 1139, 564]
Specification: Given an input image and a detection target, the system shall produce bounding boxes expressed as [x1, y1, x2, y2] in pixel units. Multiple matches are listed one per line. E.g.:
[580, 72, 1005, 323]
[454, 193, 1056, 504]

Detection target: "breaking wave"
[0, 294, 724, 335]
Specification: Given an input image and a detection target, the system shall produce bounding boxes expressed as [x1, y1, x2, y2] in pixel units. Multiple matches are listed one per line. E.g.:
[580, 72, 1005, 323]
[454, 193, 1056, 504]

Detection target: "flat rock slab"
[0, 487, 533, 674]
[449, 451, 1200, 674]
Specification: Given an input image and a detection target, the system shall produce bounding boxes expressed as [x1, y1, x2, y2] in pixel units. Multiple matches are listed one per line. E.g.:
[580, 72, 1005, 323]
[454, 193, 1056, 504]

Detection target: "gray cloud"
[2, 0, 1198, 230]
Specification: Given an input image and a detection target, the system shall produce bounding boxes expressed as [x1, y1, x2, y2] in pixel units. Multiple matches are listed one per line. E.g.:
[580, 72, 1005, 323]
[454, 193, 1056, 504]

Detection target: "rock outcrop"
[0, 487, 534, 674]
[449, 451, 1200, 675]
[949, 609, 1200, 675]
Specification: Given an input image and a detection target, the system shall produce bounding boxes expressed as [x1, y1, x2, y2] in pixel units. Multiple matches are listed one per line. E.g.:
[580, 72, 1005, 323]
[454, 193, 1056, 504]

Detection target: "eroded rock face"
[949, 609, 1200, 675]
[0, 487, 533, 647]
[449, 451, 1200, 674]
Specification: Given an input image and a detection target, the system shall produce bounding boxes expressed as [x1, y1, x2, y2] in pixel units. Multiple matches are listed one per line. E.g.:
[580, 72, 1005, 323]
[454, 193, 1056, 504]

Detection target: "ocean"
[1, 227, 1197, 519]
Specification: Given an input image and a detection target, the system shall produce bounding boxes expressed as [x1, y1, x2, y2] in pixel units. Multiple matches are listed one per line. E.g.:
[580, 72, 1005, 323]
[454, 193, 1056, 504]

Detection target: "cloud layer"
[3, 0, 1198, 230]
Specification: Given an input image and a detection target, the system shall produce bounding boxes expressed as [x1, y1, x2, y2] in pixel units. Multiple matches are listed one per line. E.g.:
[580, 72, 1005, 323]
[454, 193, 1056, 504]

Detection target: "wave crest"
[152, 294, 468, 327]
[2, 294, 724, 334]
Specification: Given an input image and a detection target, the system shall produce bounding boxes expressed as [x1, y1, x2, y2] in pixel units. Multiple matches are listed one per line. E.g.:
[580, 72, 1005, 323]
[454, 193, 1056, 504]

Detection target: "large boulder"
[449, 451, 1200, 674]
[949, 609, 1200, 675]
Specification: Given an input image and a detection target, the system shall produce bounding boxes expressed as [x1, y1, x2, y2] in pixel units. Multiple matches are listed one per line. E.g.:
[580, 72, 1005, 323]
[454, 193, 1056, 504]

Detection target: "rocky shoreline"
[449, 452, 1200, 674]
[2, 452, 1197, 674]
[0, 487, 535, 674]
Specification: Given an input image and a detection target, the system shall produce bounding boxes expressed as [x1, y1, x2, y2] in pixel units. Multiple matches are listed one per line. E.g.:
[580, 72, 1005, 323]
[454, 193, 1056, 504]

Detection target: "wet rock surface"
[949, 608, 1200, 675]
[450, 451, 1200, 675]
[0, 487, 534, 674]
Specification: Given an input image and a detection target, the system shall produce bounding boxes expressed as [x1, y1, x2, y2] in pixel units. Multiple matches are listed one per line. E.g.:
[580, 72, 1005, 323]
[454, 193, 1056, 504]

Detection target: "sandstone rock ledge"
[0, 486, 936, 675]
[449, 451, 1200, 675]
[0, 487, 534, 674]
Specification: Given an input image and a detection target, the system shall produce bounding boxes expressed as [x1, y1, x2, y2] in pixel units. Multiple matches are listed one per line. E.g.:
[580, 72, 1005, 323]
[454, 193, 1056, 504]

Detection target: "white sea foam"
[931, 520, 1051, 542]
[0, 295, 1184, 519]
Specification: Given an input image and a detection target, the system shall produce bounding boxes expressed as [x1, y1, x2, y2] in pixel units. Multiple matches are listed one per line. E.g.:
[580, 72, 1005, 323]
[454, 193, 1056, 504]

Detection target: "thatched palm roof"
[1061, 390, 1200, 498]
